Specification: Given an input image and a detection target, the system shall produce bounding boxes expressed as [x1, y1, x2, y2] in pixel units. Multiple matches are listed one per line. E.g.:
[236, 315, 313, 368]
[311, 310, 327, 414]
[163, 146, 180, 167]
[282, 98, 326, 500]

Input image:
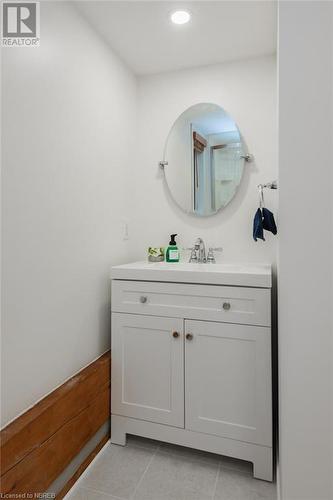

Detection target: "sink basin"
[111, 261, 271, 288]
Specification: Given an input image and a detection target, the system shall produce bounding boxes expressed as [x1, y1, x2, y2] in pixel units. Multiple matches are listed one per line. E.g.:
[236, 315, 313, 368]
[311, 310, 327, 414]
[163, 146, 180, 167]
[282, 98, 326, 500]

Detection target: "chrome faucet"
[188, 239, 223, 264]
[195, 238, 206, 263]
[188, 238, 207, 263]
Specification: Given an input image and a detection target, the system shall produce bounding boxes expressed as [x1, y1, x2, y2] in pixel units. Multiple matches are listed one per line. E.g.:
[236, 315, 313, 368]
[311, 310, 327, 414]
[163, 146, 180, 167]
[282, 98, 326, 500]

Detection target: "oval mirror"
[163, 103, 247, 216]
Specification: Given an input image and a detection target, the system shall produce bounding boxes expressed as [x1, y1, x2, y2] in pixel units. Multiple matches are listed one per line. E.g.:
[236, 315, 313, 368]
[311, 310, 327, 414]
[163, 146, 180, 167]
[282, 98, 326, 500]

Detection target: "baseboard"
[0, 350, 111, 496]
[54, 425, 110, 499]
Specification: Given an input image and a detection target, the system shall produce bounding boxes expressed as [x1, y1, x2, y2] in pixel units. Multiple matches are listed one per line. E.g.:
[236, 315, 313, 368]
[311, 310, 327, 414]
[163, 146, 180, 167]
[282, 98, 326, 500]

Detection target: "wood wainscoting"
[0, 350, 111, 498]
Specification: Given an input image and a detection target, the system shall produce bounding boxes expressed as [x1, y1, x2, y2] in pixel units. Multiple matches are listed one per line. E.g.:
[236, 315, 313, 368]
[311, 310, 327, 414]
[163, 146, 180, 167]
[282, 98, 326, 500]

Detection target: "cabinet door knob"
[140, 296, 148, 303]
[186, 333, 193, 341]
[172, 331, 179, 338]
[223, 302, 231, 310]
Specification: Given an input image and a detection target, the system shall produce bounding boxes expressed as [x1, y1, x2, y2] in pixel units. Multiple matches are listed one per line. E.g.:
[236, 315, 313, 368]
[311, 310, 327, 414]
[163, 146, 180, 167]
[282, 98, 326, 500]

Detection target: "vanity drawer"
[112, 280, 271, 327]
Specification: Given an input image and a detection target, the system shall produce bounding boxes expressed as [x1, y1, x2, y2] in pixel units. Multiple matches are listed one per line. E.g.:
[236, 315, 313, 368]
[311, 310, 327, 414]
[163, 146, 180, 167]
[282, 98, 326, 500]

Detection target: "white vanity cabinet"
[112, 313, 184, 428]
[111, 263, 273, 481]
[184, 320, 271, 446]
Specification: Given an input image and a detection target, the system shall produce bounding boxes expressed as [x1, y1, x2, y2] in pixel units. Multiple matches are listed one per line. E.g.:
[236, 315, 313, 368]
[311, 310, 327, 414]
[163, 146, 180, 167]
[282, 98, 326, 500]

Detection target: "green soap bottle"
[166, 234, 180, 262]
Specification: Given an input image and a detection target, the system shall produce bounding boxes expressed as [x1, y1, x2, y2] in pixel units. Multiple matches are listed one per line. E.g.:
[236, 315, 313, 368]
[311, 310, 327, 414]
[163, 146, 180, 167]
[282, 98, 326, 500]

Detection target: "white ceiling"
[76, 1, 277, 76]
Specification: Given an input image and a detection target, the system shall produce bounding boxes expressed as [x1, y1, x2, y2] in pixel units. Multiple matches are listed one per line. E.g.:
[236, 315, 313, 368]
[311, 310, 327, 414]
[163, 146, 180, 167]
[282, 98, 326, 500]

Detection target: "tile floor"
[65, 436, 277, 500]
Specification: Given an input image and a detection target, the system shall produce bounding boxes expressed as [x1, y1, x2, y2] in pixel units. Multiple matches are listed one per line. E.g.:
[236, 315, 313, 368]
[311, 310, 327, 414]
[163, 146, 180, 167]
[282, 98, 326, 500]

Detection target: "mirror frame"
[162, 102, 249, 217]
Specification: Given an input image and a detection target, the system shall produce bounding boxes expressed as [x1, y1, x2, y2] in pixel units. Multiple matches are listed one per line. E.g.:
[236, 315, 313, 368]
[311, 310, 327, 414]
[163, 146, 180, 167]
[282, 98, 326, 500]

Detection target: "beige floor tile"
[214, 468, 277, 500]
[65, 486, 119, 499]
[78, 444, 154, 499]
[133, 451, 219, 500]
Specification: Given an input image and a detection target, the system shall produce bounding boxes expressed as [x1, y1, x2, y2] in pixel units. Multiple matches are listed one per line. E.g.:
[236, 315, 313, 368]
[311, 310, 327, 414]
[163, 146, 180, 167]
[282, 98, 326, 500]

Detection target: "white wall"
[1, 2, 136, 426]
[278, 2, 333, 499]
[131, 56, 277, 264]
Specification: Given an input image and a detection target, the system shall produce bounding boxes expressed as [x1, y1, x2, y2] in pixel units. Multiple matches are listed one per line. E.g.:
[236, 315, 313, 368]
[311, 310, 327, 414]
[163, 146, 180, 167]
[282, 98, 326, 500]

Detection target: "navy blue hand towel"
[262, 207, 277, 235]
[253, 208, 265, 241]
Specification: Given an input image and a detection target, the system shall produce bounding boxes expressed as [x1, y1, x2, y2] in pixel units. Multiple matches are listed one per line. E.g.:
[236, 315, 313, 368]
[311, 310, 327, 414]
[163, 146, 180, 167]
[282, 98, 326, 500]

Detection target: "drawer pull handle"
[223, 302, 231, 311]
[172, 331, 179, 338]
[140, 296, 148, 304]
[186, 333, 193, 341]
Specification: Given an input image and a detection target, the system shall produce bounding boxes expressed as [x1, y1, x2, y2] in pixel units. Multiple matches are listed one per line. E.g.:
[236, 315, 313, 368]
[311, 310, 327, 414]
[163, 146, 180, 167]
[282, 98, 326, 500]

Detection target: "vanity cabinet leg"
[253, 447, 273, 482]
[110, 415, 127, 446]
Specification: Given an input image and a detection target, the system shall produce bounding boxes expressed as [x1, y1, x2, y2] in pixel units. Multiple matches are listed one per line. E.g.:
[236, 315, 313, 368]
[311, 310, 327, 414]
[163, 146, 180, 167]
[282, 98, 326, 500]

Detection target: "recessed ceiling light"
[170, 10, 191, 25]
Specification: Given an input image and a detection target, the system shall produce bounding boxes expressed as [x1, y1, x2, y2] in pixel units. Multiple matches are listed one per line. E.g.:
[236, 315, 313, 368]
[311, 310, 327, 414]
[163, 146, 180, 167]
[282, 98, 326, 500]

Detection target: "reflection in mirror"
[163, 103, 246, 216]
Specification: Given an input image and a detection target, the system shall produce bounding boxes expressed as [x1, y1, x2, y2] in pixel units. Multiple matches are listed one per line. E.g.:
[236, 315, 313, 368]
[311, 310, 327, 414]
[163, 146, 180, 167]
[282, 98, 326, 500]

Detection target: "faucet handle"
[188, 247, 198, 263]
[182, 247, 199, 263]
[206, 248, 215, 264]
[206, 247, 223, 264]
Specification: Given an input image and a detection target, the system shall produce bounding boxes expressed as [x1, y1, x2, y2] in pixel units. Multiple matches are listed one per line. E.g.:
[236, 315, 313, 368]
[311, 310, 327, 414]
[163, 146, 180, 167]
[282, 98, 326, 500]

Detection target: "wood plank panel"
[1, 387, 110, 495]
[1, 351, 111, 475]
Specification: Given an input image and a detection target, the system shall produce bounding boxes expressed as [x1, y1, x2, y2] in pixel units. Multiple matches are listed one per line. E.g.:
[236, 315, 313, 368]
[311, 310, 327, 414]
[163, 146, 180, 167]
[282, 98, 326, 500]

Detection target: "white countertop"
[111, 261, 272, 288]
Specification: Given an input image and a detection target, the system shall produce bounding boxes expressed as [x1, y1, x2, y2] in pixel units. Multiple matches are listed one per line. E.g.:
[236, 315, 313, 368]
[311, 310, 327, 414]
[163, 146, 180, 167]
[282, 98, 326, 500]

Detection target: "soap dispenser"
[166, 234, 180, 262]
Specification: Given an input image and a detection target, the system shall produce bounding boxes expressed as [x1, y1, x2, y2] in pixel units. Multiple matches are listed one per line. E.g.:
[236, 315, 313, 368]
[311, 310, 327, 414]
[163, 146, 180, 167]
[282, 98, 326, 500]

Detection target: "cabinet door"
[185, 320, 272, 446]
[112, 313, 184, 427]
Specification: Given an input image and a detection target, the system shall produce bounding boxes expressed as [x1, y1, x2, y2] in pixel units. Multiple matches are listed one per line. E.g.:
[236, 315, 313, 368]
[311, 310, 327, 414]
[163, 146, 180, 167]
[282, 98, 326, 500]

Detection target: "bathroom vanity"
[110, 262, 273, 481]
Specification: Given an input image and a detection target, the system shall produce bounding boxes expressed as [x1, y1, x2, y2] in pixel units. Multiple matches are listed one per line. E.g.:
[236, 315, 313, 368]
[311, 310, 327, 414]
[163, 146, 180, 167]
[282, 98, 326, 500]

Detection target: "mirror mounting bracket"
[240, 154, 254, 162]
[159, 161, 168, 169]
